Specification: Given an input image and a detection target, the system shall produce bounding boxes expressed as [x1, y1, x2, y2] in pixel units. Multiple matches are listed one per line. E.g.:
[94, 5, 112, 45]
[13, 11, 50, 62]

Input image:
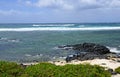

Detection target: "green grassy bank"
[0, 61, 111, 77]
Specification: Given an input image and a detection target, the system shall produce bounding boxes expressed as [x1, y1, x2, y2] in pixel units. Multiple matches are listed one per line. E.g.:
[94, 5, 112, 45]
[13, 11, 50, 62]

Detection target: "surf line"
[0, 27, 120, 31]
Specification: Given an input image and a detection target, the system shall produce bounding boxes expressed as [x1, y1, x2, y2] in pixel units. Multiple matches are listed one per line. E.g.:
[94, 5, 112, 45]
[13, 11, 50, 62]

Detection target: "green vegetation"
[0, 61, 111, 77]
[0, 61, 24, 77]
[115, 67, 120, 74]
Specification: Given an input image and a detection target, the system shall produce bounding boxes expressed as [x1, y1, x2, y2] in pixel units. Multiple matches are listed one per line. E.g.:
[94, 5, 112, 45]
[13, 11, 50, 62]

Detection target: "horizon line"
[0, 22, 120, 24]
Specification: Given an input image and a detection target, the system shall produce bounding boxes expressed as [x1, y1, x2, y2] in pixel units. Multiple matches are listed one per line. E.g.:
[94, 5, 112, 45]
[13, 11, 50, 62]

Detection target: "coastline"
[21, 58, 120, 77]
[22, 59, 120, 70]
[49, 59, 120, 70]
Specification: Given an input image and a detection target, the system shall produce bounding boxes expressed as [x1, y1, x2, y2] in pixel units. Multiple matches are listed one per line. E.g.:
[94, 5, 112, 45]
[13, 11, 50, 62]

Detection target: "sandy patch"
[51, 59, 120, 70]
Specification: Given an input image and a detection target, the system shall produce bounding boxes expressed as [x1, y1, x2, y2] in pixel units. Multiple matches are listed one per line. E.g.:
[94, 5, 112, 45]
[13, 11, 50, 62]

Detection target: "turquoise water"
[0, 23, 120, 62]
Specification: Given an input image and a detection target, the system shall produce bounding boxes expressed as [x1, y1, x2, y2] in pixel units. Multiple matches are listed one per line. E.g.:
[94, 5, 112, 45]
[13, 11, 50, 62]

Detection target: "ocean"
[0, 23, 120, 62]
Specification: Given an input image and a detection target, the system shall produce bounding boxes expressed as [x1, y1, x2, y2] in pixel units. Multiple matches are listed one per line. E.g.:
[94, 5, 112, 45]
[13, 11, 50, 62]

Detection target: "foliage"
[0, 61, 111, 77]
[0, 61, 24, 77]
[115, 67, 120, 74]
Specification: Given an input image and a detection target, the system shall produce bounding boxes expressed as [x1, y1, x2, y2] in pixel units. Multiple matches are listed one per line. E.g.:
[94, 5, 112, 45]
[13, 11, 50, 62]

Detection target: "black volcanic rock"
[57, 43, 116, 62]
[58, 43, 110, 55]
[107, 69, 117, 75]
[72, 43, 110, 55]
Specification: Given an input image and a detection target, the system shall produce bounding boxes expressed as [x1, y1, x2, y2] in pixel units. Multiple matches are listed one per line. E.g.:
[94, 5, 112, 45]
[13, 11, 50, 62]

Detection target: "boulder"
[107, 69, 117, 75]
[57, 43, 120, 62]
[58, 43, 111, 55]
[61, 43, 113, 62]
[73, 43, 110, 55]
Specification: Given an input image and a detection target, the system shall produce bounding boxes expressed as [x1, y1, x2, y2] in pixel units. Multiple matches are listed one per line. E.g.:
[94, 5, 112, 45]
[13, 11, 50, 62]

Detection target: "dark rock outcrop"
[58, 43, 119, 62]
[72, 43, 110, 55]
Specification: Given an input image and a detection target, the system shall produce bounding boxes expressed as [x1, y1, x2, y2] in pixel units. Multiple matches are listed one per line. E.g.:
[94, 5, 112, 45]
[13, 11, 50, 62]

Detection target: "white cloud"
[23, 0, 120, 10]
[25, 1, 32, 5]
[35, 0, 55, 7]
[110, 0, 120, 7]
[33, 0, 74, 10]
[80, 0, 97, 5]
[79, 0, 120, 9]
[0, 10, 23, 15]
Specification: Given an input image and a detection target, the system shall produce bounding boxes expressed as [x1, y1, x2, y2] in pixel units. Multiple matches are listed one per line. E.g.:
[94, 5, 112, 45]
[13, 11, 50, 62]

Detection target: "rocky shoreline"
[57, 43, 120, 62]
[21, 43, 120, 77]
[54, 43, 120, 76]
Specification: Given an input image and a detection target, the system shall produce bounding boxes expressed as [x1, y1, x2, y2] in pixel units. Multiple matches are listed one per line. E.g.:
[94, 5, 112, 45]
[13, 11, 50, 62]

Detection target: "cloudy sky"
[0, 0, 120, 23]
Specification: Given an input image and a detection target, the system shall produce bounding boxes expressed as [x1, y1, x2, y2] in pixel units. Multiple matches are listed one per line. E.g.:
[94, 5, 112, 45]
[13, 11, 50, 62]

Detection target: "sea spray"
[107, 46, 120, 53]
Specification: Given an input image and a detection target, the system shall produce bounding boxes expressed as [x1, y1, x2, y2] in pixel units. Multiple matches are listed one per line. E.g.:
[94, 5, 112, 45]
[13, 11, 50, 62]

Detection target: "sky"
[0, 0, 120, 23]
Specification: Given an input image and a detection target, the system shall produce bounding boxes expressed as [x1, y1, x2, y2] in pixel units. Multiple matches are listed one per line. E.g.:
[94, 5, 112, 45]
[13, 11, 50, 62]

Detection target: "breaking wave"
[32, 24, 75, 27]
[0, 27, 120, 31]
[107, 46, 120, 53]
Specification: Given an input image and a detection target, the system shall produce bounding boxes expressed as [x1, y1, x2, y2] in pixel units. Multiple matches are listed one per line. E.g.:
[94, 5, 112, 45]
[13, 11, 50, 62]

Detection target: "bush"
[25, 63, 111, 77]
[0, 61, 24, 77]
[25, 62, 57, 77]
[0, 61, 111, 77]
[60, 64, 111, 77]
[115, 67, 120, 74]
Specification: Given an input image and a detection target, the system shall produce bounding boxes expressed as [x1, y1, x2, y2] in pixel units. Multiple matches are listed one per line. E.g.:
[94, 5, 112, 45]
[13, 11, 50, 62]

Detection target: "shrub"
[25, 62, 57, 77]
[0, 61, 24, 77]
[0, 61, 111, 77]
[115, 67, 120, 74]
[25, 63, 111, 77]
[60, 64, 111, 77]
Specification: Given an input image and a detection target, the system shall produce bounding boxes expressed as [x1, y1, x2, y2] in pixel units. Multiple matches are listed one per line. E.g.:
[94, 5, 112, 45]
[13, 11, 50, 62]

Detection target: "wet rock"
[58, 43, 111, 54]
[58, 43, 120, 62]
[58, 45, 73, 50]
[105, 53, 118, 58]
[101, 63, 106, 65]
[73, 43, 110, 55]
[66, 55, 76, 62]
[117, 60, 120, 62]
[107, 69, 117, 75]
[20, 63, 27, 68]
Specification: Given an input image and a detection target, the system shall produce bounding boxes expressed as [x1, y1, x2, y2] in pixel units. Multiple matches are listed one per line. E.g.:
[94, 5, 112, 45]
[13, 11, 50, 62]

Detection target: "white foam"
[32, 24, 75, 27]
[33, 24, 41, 26]
[0, 27, 120, 31]
[107, 46, 120, 53]
[25, 54, 32, 57]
